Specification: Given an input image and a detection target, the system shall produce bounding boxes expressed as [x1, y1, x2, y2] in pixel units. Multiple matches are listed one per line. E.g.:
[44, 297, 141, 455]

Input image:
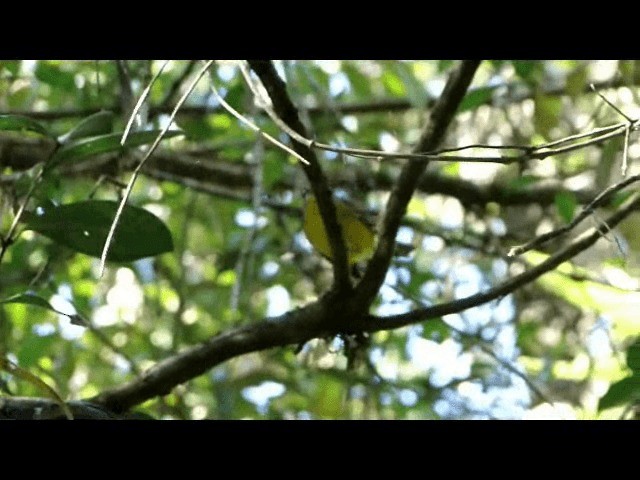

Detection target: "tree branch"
[248, 60, 351, 291]
[355, 60, 482, 308]
[91, 294, 337, 413]
[357, 193, 640, 332]
[0, 396, 120, 419]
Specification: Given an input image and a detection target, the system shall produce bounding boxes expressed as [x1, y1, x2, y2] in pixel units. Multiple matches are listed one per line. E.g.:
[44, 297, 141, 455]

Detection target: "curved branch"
[91, 294, 338, 413]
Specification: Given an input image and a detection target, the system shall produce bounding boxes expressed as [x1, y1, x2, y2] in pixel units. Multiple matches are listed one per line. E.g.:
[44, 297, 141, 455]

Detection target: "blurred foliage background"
[1, 60, 639, 419]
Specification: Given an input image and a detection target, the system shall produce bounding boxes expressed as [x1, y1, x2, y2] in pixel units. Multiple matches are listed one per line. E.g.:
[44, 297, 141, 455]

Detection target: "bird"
[302, 193, 376, 266]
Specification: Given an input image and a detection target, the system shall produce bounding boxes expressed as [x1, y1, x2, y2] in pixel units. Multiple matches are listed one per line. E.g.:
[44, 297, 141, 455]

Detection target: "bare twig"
[508, 172, 640, 257]
[590, 83, 635, 124]
[159, 60, 197, 110]
[121, 60, 169, 146]
[97, 60, 214, 278]
[207, 65, 310, 166]
[231, 130, 264, 313]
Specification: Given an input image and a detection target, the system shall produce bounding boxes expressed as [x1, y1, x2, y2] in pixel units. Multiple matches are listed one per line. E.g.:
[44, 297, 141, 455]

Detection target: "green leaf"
[565, 67, 588, 97]
[0, 114, 52, 137]
[382, 70, 406, 97]
[47, 129, 183, 171]
[0, 60, 21, 77]
[437, 60, 454, 72]
[35, 61, 76, 92]
[554, 191, 577, 223]
[513, 61, 542, 85]
[58, 110, 115, 144]
[422, 318, 450, 341]
[22, 200, 174, 262]
[534, 93, 562, 139]
[506, 175, 544, 191]
[459, 86, 497, 113]
[342, 63, 372, 98]
[0, 292, 57, 312]
[599, 376, 640, 410]
[392, 62, 429, 108]
[18, 334, 56, 368]
[627, 338, 640, 373]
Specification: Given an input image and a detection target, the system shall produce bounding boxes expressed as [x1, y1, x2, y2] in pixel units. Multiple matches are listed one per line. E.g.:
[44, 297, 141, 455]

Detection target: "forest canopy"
[0, 60, 639, 420]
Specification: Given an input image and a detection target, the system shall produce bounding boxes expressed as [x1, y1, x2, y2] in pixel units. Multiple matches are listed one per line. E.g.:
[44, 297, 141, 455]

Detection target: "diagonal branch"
[357, 193, 640, 332]
[355, 60, 482, 308]
[248, 60, 351, 291]
[91, 297, 334, 413]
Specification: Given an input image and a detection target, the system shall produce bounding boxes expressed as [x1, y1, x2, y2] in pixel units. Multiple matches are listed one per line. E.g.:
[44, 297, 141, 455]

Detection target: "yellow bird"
[303, 194, 376, 266]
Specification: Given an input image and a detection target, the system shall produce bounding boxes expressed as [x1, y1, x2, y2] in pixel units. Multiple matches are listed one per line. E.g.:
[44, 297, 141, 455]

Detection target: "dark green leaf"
[47, 129, 183, 171]
[627, 338, 640, 373]
[554, 191, 577, 223]
[506, 175, 544, 191]
[459, 86, 497, 112]
[513, 61, 542, 84]
[566, 67, 588, 97]
[0, 114, 52, 137]
[34, 61, 76, 93]
[22, 200, 174, 262]
[534, 93, 562, 139]
[35, 61, 76, 92]
[599, 376, 640, 410]
[437, 60, 454, 72]
[0, 292, 57, 311]
[18, 335, 56, 368]
[342, 63, 372, 98]
[59, 110, 115, 144]
[422, 318, 450, 341]
[0, 60, 20, 76]
[177, 117, 217, 142]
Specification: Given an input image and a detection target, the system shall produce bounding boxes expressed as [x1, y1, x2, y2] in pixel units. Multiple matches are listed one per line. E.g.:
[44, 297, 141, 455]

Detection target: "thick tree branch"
[0, 396, 120, 419]
[91, 292, 345, 413]
[355, 60, 482, 308]
[248, 60, 351, 290]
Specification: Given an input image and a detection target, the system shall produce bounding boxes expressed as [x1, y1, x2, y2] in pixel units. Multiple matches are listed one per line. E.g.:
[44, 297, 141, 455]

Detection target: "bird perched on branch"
[302, 193, 376, 267]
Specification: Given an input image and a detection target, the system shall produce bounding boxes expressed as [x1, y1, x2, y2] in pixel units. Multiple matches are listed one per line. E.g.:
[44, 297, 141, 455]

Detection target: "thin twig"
[590, 84, 635, 123]
[477, 344, 551, 404]
[207, 64, 310, 166]
[121, 60, 169, 146]
[508, 172, 640, 257]
[622, 125, 631, 176]
[159, 61, 197, 110]
[97, 60, 214, 278]
[0, 167, 44, 265]
[231, 133, 264, 313]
